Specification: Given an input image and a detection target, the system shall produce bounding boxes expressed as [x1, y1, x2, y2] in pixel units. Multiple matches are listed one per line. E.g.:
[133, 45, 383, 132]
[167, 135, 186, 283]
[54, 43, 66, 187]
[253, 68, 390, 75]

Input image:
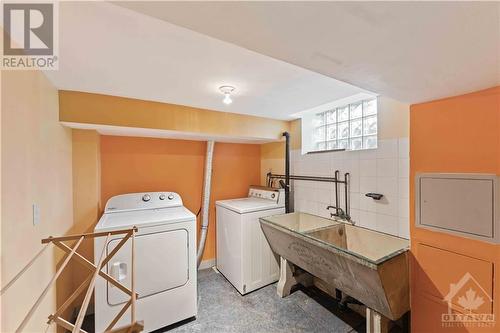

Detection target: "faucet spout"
[326, 205, 353, 224]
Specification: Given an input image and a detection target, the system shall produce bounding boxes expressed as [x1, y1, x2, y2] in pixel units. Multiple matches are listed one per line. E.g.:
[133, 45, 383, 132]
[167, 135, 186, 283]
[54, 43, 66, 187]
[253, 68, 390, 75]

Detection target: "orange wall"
[100, 136, 261, 261]
[410, 87, 500, 332]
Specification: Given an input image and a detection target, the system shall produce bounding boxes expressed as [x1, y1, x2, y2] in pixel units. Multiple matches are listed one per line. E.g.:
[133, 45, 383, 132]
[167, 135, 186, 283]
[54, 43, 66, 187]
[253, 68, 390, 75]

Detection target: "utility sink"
[305, 222, 409, 264]
[259, 212, 410, 323]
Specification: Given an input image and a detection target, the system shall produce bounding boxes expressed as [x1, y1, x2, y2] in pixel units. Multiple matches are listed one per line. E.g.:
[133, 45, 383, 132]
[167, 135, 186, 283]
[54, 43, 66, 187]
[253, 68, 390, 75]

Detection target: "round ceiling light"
[219, 85, 235, 105]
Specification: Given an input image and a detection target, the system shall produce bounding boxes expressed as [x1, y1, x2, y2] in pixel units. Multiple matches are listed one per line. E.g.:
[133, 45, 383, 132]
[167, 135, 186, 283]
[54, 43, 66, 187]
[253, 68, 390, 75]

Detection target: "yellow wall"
[289, 119, 302, 150]
[260, 141, 285, 185]
[378, 96, 410, 140]
[1, 70, 73, 332]
[59, 91, 289, 141]
[71, 130, 101, 235]
[68, 129, 101, 307]
[259, 118, 302, 186]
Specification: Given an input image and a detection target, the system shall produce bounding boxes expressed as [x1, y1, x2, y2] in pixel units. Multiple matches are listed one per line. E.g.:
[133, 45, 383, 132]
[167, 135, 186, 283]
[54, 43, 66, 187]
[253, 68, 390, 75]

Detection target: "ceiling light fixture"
[219, 85, 235, 105]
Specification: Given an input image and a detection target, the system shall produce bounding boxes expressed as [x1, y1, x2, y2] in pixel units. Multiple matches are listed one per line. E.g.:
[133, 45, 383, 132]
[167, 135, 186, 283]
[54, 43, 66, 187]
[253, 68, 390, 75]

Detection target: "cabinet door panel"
[415, 243, 493, 314]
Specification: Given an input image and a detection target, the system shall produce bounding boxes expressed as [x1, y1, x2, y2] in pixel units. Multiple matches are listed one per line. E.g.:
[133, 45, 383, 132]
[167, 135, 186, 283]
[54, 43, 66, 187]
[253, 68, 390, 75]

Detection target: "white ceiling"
[117, 1, 500, 104]
[42, 1, 369, 121]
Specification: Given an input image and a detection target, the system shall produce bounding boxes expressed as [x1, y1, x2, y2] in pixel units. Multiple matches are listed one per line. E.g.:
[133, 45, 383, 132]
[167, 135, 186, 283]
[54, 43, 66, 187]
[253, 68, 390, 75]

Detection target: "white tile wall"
[290, 138, 410, 239]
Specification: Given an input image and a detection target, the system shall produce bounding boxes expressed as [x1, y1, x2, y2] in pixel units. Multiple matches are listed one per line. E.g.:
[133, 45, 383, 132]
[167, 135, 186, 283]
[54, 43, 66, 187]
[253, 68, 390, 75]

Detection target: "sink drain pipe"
[197, 140, 215, 268]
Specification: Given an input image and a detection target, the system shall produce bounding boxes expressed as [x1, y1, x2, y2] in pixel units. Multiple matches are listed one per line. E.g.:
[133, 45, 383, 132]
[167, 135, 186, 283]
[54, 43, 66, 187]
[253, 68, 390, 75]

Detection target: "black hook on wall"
[365, 193, 384, 200]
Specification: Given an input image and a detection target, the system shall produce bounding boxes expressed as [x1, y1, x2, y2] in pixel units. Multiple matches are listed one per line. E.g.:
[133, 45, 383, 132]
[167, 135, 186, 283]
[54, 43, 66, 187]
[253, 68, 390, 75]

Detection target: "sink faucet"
[326, 205, 353, 224]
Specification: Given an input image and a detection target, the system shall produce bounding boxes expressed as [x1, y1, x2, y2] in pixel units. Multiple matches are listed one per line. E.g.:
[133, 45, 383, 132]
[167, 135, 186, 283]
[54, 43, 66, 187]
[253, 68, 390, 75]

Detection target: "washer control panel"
[105, 192, 182, 213]
[248, 186, 284, 204]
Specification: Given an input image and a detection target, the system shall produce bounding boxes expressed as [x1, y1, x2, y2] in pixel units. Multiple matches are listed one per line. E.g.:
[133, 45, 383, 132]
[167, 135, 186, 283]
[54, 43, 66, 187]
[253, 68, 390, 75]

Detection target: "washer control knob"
[159, 194, 166, 200]
[142, 194, 151, 202]
[168, 194, 174, 200]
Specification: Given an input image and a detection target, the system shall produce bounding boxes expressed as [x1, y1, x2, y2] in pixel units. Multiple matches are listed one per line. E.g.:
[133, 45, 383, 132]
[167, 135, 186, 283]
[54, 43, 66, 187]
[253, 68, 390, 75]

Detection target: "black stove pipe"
[282, 132, 291, 213]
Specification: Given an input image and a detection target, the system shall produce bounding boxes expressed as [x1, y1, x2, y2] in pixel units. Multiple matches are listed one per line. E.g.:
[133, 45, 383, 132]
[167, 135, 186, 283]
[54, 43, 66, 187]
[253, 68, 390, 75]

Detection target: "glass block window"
[313, 98, 377, 151]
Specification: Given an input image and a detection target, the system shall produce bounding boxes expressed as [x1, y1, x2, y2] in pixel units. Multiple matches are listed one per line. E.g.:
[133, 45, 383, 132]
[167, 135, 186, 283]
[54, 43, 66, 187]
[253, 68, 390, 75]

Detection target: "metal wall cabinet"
[415, 173, 500, 244]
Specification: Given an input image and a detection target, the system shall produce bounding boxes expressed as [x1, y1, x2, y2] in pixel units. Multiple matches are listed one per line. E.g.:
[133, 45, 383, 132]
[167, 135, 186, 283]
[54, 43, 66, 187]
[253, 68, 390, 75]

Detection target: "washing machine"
[216, 186, 285, 295]
[94, 192, 196, 332]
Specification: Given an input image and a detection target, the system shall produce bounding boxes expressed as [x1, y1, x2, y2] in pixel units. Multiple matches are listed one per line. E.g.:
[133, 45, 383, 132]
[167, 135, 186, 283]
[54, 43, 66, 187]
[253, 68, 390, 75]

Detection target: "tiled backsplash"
[290, 138, 409, 239]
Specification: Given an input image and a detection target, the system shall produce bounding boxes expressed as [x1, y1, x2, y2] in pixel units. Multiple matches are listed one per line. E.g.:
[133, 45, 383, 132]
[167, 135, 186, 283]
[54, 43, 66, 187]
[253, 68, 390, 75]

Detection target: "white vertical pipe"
[197, 141, 215, 267]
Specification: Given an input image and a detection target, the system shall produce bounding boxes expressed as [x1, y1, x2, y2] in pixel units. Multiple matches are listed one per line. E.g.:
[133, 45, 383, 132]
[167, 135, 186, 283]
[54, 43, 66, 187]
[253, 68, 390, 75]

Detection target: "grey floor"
[162, 268, 367, 333]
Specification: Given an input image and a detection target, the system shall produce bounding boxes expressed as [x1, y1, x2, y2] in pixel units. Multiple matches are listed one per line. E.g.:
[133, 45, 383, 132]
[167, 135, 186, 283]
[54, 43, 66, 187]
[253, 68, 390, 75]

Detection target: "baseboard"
[198, 258, 216, 270]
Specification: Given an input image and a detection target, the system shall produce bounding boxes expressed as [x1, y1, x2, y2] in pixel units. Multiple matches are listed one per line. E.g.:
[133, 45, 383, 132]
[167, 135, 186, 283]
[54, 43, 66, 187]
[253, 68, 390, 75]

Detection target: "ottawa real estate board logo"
[442, 272, 495, 329]
[2, 2, 58, 69]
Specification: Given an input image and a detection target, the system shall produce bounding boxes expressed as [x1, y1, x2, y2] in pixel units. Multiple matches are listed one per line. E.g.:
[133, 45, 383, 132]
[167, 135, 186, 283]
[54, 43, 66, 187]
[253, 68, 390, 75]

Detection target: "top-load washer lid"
[216, 197, 283, 214]
[95, 192, 196, 232]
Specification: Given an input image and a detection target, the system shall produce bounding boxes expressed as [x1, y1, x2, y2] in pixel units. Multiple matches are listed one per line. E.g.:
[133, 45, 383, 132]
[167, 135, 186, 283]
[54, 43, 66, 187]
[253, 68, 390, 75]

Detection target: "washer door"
[106, 229, 189, 306]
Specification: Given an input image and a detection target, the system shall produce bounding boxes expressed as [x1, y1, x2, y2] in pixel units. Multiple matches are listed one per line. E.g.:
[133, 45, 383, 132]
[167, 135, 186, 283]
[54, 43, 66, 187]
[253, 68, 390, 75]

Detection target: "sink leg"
[366, 308, 390, 333]
[277, 257, 295, 298]
[276, 257, 314, 298]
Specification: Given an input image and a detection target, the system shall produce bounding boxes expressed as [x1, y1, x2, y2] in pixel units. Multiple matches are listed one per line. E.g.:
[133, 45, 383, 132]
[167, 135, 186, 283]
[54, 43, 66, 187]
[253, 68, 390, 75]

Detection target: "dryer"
[94, 192, 196, 332]
[216, 186, 284, 295]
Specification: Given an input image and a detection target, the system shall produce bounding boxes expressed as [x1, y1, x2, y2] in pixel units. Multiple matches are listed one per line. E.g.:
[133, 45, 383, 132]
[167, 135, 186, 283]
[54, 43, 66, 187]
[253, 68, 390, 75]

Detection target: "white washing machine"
[94, 192, 196, 333]
[216, 186, 285, 295]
